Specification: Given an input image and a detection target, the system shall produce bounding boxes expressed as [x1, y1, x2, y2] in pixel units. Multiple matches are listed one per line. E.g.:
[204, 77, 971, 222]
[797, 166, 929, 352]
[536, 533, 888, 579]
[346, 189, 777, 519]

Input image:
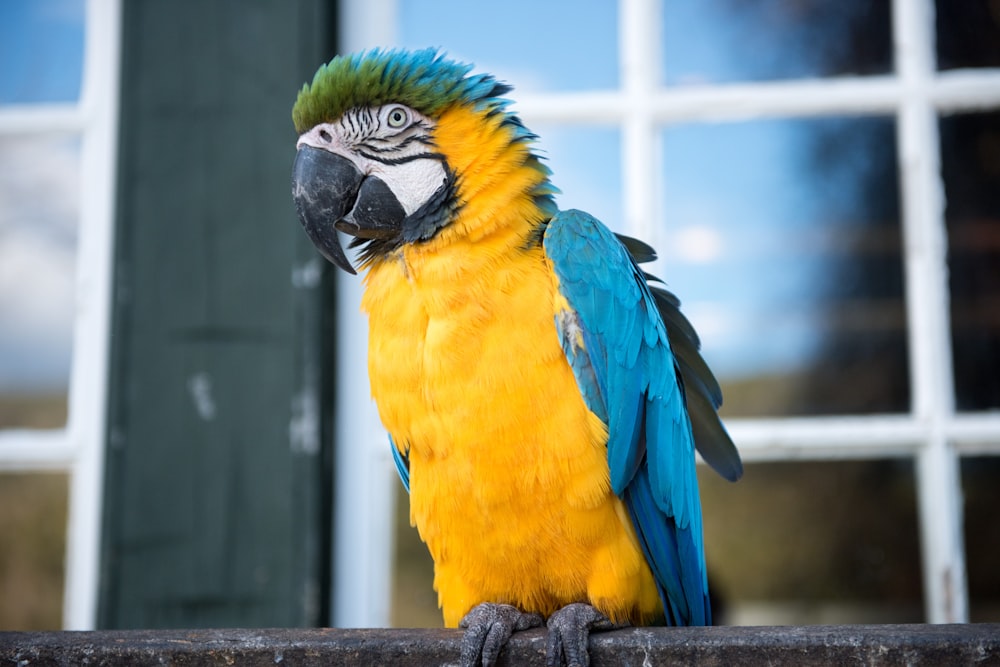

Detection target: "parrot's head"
[291, 48, 556, 273]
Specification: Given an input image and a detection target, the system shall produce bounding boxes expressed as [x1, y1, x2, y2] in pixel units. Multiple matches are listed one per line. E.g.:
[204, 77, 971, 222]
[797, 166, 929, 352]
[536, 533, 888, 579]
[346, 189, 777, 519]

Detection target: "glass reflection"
[0, 136, 79, 428]
[397, 0, 618, 92]
[700, 460, 923, 624]
[392, 485, 440, 627]
[661, 116, 908, 417]
[941, 111, 1000, 411]
[962, 456, 1000, 622]
[0, 0, 85, 104]
[663, 0, 892, 85]
[936, 1, 1000, 71]
[532, 124, 623, 232]
[0, 473, 68, 630]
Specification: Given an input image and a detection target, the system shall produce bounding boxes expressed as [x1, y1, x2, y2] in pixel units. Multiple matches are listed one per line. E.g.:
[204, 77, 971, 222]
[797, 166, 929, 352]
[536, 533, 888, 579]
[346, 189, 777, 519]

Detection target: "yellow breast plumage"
[359, 105, 662, 627]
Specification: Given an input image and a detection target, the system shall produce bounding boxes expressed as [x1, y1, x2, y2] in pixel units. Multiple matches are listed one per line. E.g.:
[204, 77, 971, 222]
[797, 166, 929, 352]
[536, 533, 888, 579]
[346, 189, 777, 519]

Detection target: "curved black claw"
[459, 602, 543, 667]
[545, 603, 622, 667]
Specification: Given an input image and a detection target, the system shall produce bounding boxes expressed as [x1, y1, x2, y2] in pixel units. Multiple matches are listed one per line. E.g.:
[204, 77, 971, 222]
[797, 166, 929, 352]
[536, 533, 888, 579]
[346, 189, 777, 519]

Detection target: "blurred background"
[1, 0, 998, 631]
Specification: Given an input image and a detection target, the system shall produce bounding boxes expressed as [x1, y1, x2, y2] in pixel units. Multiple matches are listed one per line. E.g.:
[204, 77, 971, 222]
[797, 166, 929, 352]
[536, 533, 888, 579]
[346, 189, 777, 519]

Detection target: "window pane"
[701, 460, 923, 624]
[963, 456, 1000, 622]
[0, 472, 68, 629]
[392, 487, 439, 627]
[0, 0, 85, 104]
[0, 136, 79, 428]
[397, 0, 618, 92]
[663, 0, 892, 85]
[936, 1, 1000, 71]
[532, 124, 623, 232]
[392, 462, 929, 627]
[941, 111, 1000, 412]
[661, 116, 908, 417]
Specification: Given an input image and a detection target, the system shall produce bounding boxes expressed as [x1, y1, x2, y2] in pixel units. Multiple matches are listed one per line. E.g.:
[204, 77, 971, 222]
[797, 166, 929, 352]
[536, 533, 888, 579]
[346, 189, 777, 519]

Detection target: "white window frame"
[0, 0, 121, 630]
[336, 0, 1000, 627]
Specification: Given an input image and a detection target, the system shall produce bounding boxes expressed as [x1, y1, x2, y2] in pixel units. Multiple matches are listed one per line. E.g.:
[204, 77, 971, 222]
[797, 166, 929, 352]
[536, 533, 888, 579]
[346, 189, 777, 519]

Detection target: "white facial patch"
[297, 105, 447, 216]
[369, 158, 447, 216]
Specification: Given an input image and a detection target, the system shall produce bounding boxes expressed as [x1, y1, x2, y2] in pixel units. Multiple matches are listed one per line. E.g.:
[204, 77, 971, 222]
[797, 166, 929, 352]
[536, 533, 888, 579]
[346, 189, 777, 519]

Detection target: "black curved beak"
[292, 145, 363, 274]
[292, 145, 408, 274]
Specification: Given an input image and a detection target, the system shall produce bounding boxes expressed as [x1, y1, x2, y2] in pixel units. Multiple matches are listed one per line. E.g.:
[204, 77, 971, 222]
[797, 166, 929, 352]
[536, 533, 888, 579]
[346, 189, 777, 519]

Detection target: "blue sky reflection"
[0, 0, 83, 391]
[0, 0, 84, 104]
[661, 116, 902, 388]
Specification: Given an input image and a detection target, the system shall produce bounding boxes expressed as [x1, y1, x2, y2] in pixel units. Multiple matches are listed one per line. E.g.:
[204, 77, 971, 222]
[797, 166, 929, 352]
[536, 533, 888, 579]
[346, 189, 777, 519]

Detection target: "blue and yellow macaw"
[291, 49, 741, 666]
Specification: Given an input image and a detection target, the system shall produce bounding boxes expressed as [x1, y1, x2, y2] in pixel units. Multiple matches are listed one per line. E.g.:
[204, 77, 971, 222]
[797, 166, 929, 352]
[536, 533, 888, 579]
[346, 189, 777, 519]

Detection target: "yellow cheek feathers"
[431, 105, 550, 247]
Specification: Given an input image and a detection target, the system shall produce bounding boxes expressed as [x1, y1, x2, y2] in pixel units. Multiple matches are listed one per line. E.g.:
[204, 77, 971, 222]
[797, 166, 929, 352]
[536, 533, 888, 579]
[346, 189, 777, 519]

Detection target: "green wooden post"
[99, 0, 338, 628]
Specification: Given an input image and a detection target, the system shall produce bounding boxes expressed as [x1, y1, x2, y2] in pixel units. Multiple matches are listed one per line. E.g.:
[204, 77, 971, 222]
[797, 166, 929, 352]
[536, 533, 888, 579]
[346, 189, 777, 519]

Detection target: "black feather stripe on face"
[350, 166, 461, 265]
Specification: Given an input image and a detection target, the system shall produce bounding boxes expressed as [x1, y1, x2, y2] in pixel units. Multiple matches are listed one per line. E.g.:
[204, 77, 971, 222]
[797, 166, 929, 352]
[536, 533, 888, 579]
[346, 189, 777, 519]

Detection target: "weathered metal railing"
[3, 624, 999, 666]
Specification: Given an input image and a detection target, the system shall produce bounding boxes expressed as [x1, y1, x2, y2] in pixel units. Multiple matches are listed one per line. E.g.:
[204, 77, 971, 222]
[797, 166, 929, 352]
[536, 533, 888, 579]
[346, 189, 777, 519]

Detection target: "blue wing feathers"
[389, 434, 411, 493]
[606, 369, 646, 494]
[544, 209, 724, 626]
[624, 468, 684, 623]
[649, 284, 742, 482]
[624, 466, 710, 626]
[555, 311, 608, 424]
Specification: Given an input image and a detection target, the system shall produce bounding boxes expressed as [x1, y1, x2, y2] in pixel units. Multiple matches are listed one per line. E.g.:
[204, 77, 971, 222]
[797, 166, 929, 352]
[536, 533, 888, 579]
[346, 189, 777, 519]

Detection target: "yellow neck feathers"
[396, 105, 549, 269]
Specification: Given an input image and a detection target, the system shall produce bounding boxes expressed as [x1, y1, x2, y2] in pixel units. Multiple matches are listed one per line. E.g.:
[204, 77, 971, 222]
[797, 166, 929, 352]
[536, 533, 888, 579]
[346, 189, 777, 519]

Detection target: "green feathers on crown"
[292, 48, 513, 134]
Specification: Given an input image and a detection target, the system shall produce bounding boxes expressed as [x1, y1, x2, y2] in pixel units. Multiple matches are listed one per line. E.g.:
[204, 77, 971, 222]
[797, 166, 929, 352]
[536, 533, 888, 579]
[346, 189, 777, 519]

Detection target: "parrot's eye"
[384, 105, 411, 129]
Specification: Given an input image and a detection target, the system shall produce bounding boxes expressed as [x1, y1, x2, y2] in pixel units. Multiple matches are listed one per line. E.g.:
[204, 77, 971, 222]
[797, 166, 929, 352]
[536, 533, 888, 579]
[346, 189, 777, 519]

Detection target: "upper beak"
[292, 145, 363, 274]
[292, 145, 408, 274]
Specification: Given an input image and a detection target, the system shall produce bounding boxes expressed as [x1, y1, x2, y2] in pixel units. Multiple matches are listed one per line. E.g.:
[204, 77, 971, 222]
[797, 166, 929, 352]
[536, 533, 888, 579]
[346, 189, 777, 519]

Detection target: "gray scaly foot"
[545, 603, 625, 667]
[458, 602, 543, 667]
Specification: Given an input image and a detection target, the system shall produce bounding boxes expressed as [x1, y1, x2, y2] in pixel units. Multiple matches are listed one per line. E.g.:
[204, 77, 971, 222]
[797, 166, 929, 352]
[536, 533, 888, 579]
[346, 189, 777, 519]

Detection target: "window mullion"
[333, 0, 400, 629]
[620, 0, 660, 242]
[931, 68, 1000, 111]
[728, 415, 925, 460]
[0, 104, 84, 135]
[0, 430, 74, 471]
[950, 414, 1000, 453]
[893, 0, 968, 624]
[60, 0, 123, 632]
